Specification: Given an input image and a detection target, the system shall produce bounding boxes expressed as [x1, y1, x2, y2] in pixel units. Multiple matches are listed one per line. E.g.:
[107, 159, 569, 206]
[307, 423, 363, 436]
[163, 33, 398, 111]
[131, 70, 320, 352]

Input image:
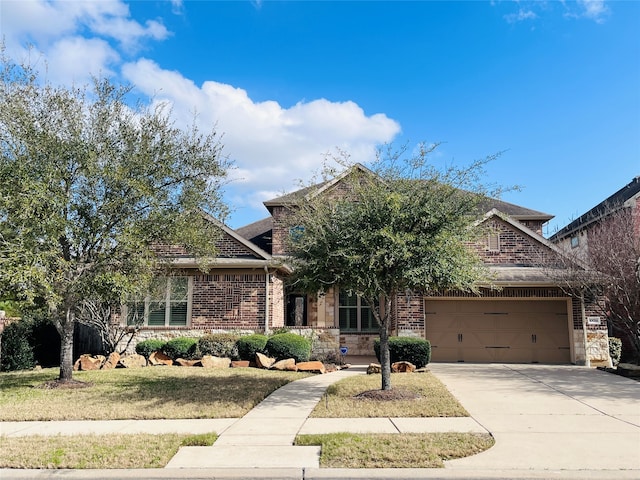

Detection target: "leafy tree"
[0, 54, 230, 382]
[287, 145, 501, 390]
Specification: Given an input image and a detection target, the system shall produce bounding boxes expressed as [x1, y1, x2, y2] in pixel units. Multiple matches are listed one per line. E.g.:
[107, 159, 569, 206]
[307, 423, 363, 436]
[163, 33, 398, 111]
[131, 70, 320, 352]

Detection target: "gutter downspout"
[264, 266, 270, 335]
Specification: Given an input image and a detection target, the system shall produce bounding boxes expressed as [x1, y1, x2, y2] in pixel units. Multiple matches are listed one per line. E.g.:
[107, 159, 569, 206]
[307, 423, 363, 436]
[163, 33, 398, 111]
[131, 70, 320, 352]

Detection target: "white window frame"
[125, 276, 193, 327]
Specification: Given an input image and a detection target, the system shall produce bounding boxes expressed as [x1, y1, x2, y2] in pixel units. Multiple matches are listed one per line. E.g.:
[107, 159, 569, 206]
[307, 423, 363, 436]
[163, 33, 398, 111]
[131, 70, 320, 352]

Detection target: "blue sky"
[2, 1, 639, 236]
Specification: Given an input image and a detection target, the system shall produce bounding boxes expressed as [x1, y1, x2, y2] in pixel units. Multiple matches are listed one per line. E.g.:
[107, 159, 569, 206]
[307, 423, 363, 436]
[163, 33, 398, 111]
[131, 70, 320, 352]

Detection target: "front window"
[338, 291, 378, 332]
[127, 276, 191, 327]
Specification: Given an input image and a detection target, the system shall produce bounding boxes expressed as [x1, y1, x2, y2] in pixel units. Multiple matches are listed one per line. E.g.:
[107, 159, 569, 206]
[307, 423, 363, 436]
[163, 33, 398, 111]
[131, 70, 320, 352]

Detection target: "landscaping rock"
[255, 352, 276, 369]
[392, 361, 416, 373]
[149, 351, 173, 366]
[201, 355, 231, 369]
[270, 358, 298, 371]
[231, 360, 250, 368]
[296, 361, 326, 374]
[75, 354, 103, 371]
[118, 354, 147, 368]
[175, 358, 200, 367]
[367, 363, 381, 374]
[101, 352, 120, 370]
[617, 363, 640, 377]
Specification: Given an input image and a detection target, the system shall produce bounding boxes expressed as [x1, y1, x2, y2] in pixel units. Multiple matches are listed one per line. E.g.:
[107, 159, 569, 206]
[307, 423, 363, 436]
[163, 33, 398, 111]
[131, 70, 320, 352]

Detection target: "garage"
[425, 299, 571, 363]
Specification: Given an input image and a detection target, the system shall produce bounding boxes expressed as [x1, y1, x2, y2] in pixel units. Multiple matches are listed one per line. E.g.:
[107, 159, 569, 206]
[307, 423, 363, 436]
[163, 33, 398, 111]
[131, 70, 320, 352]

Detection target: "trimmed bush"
[374, 337, 431, 368]
[162, 337, 198, 360]
[609, 337, 622, 366]
[236, 334, 268, 361]
[197, 333, 240, 360]
[0, 320, 35, 371]
[265, 332, 311, 363]
[135, 339, 166, 359]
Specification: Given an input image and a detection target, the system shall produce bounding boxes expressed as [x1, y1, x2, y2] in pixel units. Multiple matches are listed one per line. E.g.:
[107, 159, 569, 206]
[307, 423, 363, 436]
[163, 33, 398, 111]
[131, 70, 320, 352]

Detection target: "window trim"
[336, 290, 379, 333]
[487, 232, 500, 252]
[124, 276, 193, 327]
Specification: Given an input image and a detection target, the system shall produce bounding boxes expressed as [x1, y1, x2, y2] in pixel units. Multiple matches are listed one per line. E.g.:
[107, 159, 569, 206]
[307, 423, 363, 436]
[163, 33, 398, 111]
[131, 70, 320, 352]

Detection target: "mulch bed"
[354, 387, 421, 401]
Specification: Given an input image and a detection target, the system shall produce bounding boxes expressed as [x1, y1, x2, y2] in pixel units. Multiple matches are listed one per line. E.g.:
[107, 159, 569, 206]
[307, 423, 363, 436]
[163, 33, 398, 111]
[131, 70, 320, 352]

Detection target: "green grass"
[0, 432, 217, 469]
[295, 432, 494, 468]
[310, 372, 469, 417]
[0, 366, 307, 420]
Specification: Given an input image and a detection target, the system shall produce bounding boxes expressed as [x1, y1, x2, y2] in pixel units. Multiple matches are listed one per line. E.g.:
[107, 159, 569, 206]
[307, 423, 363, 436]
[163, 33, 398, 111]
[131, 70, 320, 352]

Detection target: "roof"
[235, 217, 273, 253]
[549, 176, 640, 242]
[263, 164, 553, 221]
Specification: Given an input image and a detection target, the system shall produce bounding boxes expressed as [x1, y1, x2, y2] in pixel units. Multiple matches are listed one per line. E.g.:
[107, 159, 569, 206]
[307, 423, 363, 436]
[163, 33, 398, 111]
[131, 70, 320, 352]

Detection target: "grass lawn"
[0, 432, 217, 469]
[310, 372, 469, 417]
[295, 432, 494, 468]
[0, 366, 307, 420]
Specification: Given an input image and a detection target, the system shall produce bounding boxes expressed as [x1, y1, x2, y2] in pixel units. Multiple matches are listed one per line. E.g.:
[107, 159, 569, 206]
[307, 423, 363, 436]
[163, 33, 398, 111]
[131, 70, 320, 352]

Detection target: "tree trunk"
[379, 322, 392, 391]
[58, 308, 75, 382]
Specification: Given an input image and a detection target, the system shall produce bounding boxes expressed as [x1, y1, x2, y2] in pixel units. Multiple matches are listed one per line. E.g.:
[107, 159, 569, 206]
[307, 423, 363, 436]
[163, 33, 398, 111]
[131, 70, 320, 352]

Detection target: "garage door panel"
[425, 300, 570, 364]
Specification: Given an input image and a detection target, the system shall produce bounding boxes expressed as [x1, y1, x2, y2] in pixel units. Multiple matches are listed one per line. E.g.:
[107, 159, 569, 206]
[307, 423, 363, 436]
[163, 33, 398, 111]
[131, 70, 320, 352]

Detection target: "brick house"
[132, 167, 607, 366]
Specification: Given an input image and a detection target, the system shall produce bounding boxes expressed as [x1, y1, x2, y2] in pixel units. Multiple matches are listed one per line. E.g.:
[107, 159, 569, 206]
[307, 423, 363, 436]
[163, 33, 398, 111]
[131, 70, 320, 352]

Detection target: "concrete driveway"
[429, 363, 640, 473]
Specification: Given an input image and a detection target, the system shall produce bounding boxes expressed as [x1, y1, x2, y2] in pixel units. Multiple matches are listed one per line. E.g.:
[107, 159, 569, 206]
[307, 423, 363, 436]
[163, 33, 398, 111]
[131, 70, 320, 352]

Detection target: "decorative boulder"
[149, 351, 173, 366]
[366, 363, 381, 375]
[200, 355, 231, 369]
[175, 358, 200, 367]
[231, 360, 250, 368]
[101, 352, 121, 370]
[255, 352, 276, 369]
[270, 358, 298, 371]
[392, 361, 416, 373]
[118, 354, 147, 368]
[296, 361, 326, 374]
[75, 354, 104, 371]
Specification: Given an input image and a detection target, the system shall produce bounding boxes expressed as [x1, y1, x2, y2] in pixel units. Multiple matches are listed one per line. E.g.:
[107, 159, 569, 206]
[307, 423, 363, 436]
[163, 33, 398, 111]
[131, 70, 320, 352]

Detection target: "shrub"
[0, 319, 35, 371]
[236, 334, 268, 361]
[135, 339, 166, 359]
[161, 337, 198, 360]
[609, 337, 622, 366]
[197, 333, 240, 359]
[374, 337, 431, 368]
[265, 332, 311, 363]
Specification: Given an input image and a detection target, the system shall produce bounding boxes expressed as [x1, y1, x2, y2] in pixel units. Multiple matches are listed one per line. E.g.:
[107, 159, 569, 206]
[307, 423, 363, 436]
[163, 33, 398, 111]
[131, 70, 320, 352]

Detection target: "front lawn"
[295, 432, 494, 468]
[0, 367, 306, 420]
[0, 433, 217, 469]
[310, 372, 469, 417]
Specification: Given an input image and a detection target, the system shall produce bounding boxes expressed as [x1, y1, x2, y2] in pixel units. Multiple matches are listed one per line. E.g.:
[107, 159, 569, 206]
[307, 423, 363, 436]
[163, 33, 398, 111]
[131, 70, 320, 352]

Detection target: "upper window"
[570, 236, 579, 248]
[338, 291, 379, 333]
[127, 276, 192, 327]
[487, 232, 500, 252]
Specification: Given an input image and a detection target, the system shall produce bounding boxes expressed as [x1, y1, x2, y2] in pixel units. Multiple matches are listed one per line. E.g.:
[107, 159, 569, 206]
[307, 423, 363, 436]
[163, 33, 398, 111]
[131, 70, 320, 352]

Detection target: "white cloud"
[576, 0, 609, 23]
[504, 9, 538, 24]
[122, 59, 401, 225]
[1, 0, 169, 70]
[45, 37, 120, 86]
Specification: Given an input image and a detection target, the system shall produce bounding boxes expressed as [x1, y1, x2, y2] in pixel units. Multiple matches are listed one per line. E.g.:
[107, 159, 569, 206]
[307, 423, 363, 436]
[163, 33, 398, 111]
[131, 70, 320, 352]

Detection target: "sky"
[1, 0, 639, 236]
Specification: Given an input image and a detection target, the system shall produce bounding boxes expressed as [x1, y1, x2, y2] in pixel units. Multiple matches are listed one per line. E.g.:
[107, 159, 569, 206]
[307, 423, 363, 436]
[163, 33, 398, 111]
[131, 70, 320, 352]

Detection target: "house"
[549, 176, 640, 255]
[549, 176, 640, 362]
[129, 166, 609, 366]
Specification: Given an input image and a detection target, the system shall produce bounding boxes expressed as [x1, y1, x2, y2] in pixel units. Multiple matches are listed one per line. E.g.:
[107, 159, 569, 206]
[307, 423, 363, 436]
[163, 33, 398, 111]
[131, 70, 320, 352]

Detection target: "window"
[126, 277, 192, 327]
[487, 232, 500, 252]
[570, 236, 579, 248]
[338, 291, 379, 332]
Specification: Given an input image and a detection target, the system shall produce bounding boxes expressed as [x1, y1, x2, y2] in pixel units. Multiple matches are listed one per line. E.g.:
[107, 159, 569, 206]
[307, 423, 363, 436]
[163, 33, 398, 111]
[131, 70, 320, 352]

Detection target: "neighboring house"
[549, 176, 640, 362]
[549, 176, 640, 258]
[129, 166, 608, 366]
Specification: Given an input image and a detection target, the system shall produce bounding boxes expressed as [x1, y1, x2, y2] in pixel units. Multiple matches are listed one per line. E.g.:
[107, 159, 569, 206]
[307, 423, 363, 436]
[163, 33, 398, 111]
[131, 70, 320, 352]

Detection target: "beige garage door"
[425, 300, 571, 363]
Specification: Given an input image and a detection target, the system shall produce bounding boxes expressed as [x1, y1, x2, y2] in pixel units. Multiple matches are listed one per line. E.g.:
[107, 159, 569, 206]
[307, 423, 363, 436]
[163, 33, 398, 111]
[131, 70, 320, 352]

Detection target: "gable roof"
[235, 217, 273, 253]
[263, 164, 553, 222]
[549, 176, 640, 242]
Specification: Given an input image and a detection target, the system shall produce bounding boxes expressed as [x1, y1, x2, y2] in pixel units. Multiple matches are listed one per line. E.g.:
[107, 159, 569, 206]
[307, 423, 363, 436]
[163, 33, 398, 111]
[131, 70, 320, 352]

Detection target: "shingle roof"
[549, 176, 640, 242]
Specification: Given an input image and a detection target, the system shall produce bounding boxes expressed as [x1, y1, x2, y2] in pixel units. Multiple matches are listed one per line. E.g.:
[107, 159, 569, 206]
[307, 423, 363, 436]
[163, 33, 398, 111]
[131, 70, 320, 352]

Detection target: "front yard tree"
[288, 146, 500, 390]
[0, 57, 229, 382]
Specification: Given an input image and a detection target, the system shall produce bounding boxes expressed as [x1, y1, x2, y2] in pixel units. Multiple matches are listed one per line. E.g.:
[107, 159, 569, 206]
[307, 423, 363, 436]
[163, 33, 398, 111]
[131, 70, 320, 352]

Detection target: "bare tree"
[549, 207, 640, 362]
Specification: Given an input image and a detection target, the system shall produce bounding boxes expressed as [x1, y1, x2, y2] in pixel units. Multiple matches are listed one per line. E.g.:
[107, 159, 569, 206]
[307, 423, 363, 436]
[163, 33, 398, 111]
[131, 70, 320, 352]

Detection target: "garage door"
[425, 300, 571, 363]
